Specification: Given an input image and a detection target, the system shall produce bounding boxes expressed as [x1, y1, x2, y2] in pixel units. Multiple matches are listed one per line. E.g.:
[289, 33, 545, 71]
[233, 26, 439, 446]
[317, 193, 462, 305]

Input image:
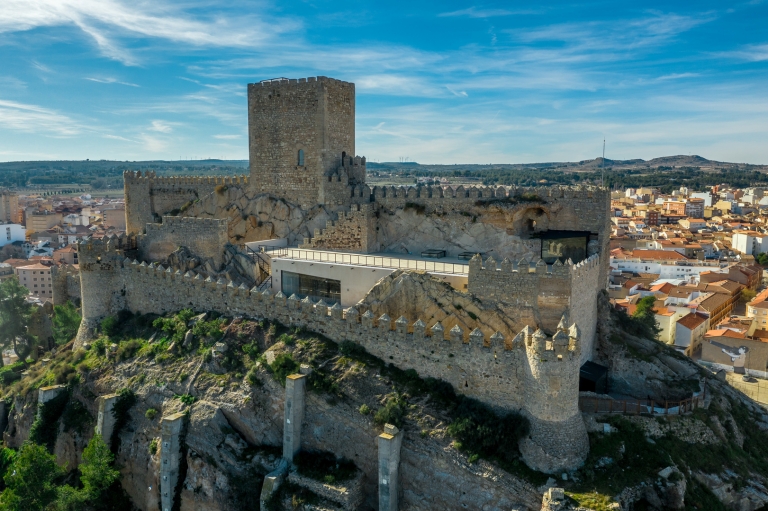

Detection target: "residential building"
[53, 245, 78, 265]
[103, 207, 126, 230]
[0, 224, 25, 247]
[674, 312, 709, 352]
[732, 231, 768, 255]
[0, 191, 19, 223]
[15, 263, 53, 301]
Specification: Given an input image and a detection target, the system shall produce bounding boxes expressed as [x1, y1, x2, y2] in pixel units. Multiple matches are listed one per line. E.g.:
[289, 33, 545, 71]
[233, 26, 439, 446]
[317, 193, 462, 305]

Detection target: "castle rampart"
[74, 237, 590, 472]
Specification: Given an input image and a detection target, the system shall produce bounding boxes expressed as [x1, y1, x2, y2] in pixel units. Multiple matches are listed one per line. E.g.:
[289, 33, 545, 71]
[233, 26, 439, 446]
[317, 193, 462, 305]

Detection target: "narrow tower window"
[297, 149, 305, 166]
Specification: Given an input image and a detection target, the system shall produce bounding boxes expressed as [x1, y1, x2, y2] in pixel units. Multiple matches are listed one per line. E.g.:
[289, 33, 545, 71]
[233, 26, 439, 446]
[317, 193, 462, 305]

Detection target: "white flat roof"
[263, 247, 470, 275]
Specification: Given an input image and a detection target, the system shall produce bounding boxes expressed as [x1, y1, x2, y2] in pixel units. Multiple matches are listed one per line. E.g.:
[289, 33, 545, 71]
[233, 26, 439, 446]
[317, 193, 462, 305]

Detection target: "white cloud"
[213, 134, 241, 139]
[138, 133, 166, 152]
[148, 120, 173, 133]
[86, 77, 139, 87]
[718, 43, 768, 62]
[439, 7, 541, 18]
[0, 0, 297, 65]
[0, 99, 84, 136]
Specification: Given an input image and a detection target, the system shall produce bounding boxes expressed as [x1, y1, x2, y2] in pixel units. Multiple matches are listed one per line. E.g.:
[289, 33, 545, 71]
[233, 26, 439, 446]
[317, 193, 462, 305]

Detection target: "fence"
[579, 387, 706, 416]
[258, 246, 470, 275]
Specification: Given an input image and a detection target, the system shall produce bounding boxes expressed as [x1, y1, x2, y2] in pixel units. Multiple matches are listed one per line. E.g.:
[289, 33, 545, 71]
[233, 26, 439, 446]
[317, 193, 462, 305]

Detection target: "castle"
[73, 76, 610, 474]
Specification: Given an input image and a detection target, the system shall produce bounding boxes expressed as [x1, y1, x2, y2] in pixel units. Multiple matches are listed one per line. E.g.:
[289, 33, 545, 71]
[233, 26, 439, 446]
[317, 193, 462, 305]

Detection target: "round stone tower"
[519, 318, 589, 473]
[75, 236, 129, 347]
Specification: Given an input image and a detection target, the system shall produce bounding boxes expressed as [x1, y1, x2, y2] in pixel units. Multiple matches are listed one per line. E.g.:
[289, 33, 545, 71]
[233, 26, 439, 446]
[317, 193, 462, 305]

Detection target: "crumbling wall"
[123, 171, 248, 235]
[299, 204, 378, 253]
[138, 217, 229, 270]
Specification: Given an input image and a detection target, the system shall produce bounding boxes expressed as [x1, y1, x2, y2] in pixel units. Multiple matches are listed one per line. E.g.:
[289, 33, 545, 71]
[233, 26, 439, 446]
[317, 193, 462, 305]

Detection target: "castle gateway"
[76, 76, 610, 473]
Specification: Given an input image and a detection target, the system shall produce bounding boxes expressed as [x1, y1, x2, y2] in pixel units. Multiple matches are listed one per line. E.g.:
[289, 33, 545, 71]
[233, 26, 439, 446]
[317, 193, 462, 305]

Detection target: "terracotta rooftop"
[677, 312, 708, 330]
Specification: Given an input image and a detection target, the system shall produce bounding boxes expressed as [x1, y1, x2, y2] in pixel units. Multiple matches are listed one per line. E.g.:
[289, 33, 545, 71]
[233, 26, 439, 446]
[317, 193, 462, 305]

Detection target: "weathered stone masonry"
[123, 172, 248, 235]
[138, 216, 229, 269]
[75, 236, 591, 472]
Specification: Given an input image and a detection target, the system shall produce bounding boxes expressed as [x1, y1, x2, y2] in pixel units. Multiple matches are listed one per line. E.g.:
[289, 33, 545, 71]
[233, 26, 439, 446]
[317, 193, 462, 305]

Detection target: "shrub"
[270, 353, 299, 386]
[145, 408, 158, 420]
[149, 438, 158, 455]
[61, 399, 93, 434]
[115, 339, 142, 361]
[245, 367, 261, 386]
[277, 333, 295, 346]
[358, 404, 370, 415]
[215, 184, 228, 194]
[100, 316, 119, 337]
[30, 389, 70, 451]
[374, 394, 407, 428]
[110, 388, 137, 451]
[446, 398, 529, 464]
[175, 394, 196, 406]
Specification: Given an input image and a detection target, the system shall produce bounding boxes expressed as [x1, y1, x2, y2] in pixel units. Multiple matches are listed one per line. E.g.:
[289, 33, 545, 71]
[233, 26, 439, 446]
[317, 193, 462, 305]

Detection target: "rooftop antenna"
[601, 138, 606, 188]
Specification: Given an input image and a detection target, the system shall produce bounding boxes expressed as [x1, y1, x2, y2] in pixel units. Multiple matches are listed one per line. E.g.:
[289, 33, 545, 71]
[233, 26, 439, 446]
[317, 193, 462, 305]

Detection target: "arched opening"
[297, 149, 305, 166]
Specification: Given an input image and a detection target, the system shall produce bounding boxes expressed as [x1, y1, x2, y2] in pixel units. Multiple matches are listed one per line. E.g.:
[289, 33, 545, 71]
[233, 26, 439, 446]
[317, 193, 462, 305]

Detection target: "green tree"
[0, 442, 63, 511]
[78, 434, 119, 501]
[631, 295, 661, 340]
[52, 302, 81, 345]
[0, 278, 36, 366]
[741, 288, 757, 304]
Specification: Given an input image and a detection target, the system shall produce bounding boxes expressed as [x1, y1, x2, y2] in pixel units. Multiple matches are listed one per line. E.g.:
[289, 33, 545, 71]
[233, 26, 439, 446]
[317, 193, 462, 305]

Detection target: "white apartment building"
[0, 224, 25, 247]
[732, 231, 768, 255]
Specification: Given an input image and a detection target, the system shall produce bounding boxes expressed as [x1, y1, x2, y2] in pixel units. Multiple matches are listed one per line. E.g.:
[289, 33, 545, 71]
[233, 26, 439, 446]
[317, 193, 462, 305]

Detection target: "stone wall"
[299, 204, 377, 253]
[138, 216, 229, 270]
[51, 264, 81, 305]
[248, 77, 358, 209]
[467, 254, 601, 353]
[123, 171, 248, 235]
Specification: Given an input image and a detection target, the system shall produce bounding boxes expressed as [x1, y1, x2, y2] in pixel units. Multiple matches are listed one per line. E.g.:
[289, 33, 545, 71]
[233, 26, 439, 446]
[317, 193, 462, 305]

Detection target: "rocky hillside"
[3, 291, 768, 510]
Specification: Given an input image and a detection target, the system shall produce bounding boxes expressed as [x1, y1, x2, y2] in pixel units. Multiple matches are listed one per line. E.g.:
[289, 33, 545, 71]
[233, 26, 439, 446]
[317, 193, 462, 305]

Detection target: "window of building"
[281, 271, 340, 304]
[297, 149, 305, 166]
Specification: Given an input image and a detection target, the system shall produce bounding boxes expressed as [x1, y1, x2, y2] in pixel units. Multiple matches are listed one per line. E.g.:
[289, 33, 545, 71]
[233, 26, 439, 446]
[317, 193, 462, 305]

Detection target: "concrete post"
[37, 385, 66, 418]
[378, 423, 404, 511]
[95, 393, 119, 441]
[283, 373, 307, 463]
[259, 459, 288, 511]
[160, 412, 186, 511]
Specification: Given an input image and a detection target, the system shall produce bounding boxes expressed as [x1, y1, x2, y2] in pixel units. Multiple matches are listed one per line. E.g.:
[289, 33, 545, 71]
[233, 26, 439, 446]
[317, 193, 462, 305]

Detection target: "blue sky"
[0, 1, 767, 164]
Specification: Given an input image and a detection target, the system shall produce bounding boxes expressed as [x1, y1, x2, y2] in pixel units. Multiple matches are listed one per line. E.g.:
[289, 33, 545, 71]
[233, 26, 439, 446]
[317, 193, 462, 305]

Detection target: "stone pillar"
[283, 373, 307, 463]
[95, 393, 119, 442]
[37, 385, 66, 417]
[378, 424, 404, 511]
[160, 412, 186, 511]
[259, 459, 288, 511]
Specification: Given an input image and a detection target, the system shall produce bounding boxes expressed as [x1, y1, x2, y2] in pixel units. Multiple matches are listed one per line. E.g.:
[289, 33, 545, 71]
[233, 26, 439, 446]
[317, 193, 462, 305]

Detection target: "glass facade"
[281, 271, 341, 304]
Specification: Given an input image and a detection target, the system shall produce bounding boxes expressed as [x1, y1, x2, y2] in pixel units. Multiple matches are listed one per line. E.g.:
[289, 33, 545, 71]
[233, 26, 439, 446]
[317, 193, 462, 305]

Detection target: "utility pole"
[601, 139, 606, 188]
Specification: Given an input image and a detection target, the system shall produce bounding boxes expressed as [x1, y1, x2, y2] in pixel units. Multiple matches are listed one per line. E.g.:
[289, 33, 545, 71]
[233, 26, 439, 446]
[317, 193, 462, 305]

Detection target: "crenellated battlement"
[72, 253, 589, 471]
[123, 170, 248, 187]
[253, 76, 353, 87]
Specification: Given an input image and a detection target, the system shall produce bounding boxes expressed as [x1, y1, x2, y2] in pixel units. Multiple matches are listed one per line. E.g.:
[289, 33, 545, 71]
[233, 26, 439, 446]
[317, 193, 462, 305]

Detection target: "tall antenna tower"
[601, 139, 606, 188]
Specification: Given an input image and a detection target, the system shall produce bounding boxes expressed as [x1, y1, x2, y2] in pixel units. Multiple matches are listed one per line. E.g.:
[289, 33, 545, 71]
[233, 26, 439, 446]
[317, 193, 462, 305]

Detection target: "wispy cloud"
[439, 7, 541, 18]
[86, 77, 139, 87]
[0, 99, 85, 136]
[0, 0, 298, 65]
[718, 43, 768, 62]
[213, 134, 241, 139]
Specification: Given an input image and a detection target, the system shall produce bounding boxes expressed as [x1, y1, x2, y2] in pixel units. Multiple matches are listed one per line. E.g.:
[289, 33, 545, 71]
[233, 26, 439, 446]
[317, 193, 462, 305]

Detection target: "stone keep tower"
[248, 77, 365, 209]
[518, 320, 589, 473]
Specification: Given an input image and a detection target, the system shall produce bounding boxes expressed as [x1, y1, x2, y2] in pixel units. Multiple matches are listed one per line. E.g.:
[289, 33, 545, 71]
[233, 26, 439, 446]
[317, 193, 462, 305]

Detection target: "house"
[674, 312, 709, 352]
[53, 244, 78, 265]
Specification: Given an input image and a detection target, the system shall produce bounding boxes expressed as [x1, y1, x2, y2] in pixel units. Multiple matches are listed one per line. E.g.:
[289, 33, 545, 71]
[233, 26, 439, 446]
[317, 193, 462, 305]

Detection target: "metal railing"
[257, 246, 470, 275]
[579, 388, 706, 416]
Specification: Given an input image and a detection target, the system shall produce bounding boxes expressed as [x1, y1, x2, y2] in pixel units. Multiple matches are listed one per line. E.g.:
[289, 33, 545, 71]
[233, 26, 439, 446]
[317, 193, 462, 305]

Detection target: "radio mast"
[601, 139, 606, 188]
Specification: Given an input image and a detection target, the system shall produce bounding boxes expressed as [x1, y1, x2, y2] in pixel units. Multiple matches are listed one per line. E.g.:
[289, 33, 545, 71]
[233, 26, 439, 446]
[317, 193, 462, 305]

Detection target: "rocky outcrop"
[356, 269, 534, 342]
